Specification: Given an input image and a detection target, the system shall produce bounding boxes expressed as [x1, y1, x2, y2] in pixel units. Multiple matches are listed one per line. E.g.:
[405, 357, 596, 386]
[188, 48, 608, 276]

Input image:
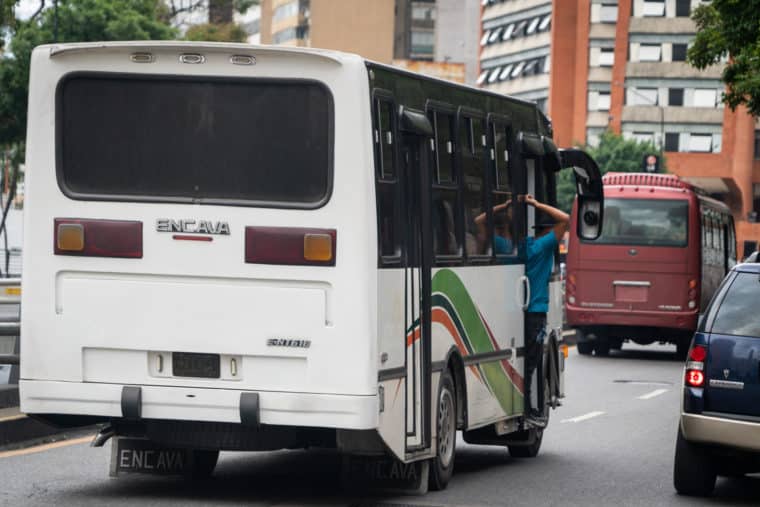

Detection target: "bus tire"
[674, 426, 715, 496]
[594, 337, 611, 356]
[429, 370, 456, 491]
[187, 449, 219, 479]
[675, 338, 690, 360]
[577, 341, 594, 355]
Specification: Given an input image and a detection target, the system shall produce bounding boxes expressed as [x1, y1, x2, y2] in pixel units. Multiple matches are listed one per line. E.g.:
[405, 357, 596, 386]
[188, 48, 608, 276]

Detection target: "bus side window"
[490, 120, 516, 259]
[460, 115, 490, 258]
[432, 111, 456, 184]
[430, 107, 461, 262]
[373, 95, 400, 263]
[374, 98, 396, 179]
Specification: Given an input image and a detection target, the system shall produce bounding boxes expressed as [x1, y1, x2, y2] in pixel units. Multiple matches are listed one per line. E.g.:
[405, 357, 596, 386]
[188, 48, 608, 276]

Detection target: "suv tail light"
[685, 344, 707, 388]
[54, 218, 143, 258]
[245, 226, 336, 266]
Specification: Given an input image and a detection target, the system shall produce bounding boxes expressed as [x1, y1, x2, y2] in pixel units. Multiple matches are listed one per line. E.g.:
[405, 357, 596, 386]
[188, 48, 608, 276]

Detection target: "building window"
[753, 184, 760, 218]
[633, 131, 655, 144]
[628, 87, 659, 106]
[488, 26, 503, 44]
[476, 70, 489, 86]
[676, 0, 691, 17]
[672, 43, 688, 62]
[665, 132, 680, 152]
[754, 130, 760, 159]
[512, 19, 528, 38]
[411, 30, 435, 56]
[480, 30, 491, 47]
[689, 133, 713, 152]
[526, 16, 541, 36]
[412, 4, 436, 21]
[510, 61, 526, 78]
[693, 89, 717, 107]
[639, 44, 662, 62]
[599, 47, 615, 67]
[273, 0, 298, 22]
[538, 14, 551, 31]
[600, 4, 618, 23]
[499, 64, 514, 81]
[501, 23, 515, 41]
[487, 67, 501, 84]
[272, 27, 297, 44]
[642, 0, 665, 17]
[668, 88, 684, 106]
[598, 92, 611, 110]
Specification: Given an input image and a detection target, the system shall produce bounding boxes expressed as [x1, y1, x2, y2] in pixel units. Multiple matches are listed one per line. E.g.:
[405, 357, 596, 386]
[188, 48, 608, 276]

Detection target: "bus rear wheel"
[577, 341, 594, 355]
[429, 370, 456, 491]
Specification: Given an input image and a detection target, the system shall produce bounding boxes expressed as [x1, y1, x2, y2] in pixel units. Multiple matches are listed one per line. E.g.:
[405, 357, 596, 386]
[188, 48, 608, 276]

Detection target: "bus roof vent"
[602, 172, 699, 192]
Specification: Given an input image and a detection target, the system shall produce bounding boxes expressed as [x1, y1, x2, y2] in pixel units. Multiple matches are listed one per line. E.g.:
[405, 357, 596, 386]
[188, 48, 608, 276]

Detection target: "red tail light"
[689, 345, 707, 362]
[245, 226, 336, 266]
[54, 218, 143, 258]
[686, 370, 705, 387]
[685, 344, 707, 388]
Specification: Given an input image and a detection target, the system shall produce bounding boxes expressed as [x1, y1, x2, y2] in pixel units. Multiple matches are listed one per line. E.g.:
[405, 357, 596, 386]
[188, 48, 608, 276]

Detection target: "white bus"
[21, 42, 603, 490]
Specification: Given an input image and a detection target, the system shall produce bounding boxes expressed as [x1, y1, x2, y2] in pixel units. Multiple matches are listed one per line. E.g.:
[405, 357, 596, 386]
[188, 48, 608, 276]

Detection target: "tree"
[688, 0, 760, 116]
[183, 0, 257, 43]
[0, 0, 176, 153]
[556, 131, 663, 213]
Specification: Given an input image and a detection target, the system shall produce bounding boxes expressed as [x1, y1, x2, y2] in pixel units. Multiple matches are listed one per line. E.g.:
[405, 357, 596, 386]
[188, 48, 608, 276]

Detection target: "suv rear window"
[711, 272, 760, 337]
[58, 74, 333, 207]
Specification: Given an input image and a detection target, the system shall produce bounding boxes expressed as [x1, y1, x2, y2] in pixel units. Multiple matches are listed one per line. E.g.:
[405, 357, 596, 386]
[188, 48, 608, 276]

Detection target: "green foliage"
[186, 22, 247, 42]
[688, 0, 760, 116]
[556, 131, 664, 213]
[0, 0, 175, 152]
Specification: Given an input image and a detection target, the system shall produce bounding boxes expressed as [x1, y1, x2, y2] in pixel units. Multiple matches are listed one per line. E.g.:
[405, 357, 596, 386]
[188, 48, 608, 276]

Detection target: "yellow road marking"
[0, 435, 92, 459]
[0, 414, 26, 423]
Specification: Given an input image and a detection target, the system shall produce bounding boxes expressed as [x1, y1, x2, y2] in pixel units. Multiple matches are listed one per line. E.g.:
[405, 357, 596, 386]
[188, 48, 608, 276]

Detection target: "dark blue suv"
[674, 261, 760, 496]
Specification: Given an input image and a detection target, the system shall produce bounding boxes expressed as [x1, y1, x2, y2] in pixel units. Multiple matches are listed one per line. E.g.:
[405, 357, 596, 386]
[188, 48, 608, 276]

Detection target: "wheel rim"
[437, 387, 455, 467]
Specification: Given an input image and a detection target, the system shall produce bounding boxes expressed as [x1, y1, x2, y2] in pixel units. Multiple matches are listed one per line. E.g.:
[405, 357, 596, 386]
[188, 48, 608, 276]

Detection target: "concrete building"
[259, 0, 479, 84]
[479, 0, 760, 254]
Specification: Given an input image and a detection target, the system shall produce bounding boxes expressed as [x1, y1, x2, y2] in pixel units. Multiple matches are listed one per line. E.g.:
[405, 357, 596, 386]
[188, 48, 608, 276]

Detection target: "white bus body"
[21, 42, 602, 488]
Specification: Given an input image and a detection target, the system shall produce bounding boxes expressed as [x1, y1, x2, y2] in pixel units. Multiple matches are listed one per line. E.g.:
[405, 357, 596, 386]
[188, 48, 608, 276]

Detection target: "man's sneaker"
[525, 414, 548, 429]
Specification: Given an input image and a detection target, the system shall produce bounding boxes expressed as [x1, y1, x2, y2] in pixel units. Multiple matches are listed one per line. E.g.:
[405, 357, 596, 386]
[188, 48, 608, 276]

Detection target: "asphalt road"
[1, 343, 759, 506]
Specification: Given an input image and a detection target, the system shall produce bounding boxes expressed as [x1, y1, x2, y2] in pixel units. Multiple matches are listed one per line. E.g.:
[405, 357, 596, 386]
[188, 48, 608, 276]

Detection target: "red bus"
[566, 173, 736, 358]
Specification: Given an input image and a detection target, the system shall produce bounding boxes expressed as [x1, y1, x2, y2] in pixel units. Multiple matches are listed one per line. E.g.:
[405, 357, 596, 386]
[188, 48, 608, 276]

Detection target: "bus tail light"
[685, 344, 707, 388]
[54, 218, 143, 258]
[245, 226, 336, 266]
[688, 279, 698, 309]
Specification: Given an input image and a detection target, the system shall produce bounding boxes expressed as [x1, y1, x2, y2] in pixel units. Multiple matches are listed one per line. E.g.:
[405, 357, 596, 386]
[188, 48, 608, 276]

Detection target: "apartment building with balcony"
[480, 0, 760, 253]
[259, 0, 479, 84]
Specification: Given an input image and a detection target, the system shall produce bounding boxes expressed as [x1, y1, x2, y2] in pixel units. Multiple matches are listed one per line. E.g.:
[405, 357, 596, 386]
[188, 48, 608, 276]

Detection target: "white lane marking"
[561, 411, 605, 423]
[638, 388, 668, 400]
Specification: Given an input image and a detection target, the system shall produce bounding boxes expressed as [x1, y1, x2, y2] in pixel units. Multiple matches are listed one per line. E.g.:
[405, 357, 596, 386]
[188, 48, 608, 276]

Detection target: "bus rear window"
[58, 75, 333, 207]
[590, 198, 688, 247]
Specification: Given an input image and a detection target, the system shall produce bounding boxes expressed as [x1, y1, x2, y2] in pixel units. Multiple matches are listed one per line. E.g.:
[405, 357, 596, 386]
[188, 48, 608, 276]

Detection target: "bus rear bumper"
[566, 306, 697, 330]
[20, 379, 378, 430]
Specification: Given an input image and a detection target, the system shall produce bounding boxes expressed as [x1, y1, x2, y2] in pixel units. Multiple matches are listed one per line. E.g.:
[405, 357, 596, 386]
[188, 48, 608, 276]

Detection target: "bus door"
[399, 108, 434, 454]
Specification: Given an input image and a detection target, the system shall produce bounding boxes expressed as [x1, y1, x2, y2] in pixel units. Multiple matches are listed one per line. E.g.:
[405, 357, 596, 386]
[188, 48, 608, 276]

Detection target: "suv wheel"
[674, 426, 716, 496]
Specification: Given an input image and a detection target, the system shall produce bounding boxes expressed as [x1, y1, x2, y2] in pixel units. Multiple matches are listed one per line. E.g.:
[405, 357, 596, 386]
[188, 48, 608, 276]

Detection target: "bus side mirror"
[558, 149, 604, 241]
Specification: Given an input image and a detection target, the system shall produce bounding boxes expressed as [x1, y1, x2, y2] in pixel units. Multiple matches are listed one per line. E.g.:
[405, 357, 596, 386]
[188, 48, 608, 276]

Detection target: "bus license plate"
[110, 438, 189, 476]
[172, 352, 220, 378]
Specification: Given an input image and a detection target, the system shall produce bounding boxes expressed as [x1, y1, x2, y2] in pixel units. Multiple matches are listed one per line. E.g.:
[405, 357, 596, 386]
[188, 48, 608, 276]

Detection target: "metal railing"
[0, 278, 21, 368]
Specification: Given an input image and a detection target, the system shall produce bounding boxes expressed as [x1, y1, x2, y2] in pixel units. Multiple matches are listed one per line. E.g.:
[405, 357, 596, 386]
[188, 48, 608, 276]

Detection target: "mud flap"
[110, 437, 193, 477]
[340, 454, 429, 495]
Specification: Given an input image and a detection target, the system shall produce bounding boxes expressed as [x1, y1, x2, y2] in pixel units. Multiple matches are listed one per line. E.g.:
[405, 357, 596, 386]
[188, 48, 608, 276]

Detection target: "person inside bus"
[474, 198, 514, 255]
[519, 193, 570, 427]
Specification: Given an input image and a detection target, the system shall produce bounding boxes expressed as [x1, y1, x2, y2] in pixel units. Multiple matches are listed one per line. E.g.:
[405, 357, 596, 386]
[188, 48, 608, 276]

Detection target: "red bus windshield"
[587, 198, 689, 248]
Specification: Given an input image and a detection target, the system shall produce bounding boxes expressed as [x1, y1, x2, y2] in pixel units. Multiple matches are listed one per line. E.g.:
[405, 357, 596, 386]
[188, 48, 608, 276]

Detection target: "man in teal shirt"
[520, 194, 569, 427]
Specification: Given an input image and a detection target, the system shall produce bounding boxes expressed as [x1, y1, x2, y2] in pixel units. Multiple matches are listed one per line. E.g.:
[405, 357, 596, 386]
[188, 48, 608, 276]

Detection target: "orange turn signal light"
[688, 279, 698, 289]
[57, 223, 85, 252]
[304, 233, 333, 262]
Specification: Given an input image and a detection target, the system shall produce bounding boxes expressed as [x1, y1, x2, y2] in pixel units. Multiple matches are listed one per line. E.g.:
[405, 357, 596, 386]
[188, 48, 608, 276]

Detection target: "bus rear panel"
[566, 173, 735, 353]
[21, 43, 379, 440]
